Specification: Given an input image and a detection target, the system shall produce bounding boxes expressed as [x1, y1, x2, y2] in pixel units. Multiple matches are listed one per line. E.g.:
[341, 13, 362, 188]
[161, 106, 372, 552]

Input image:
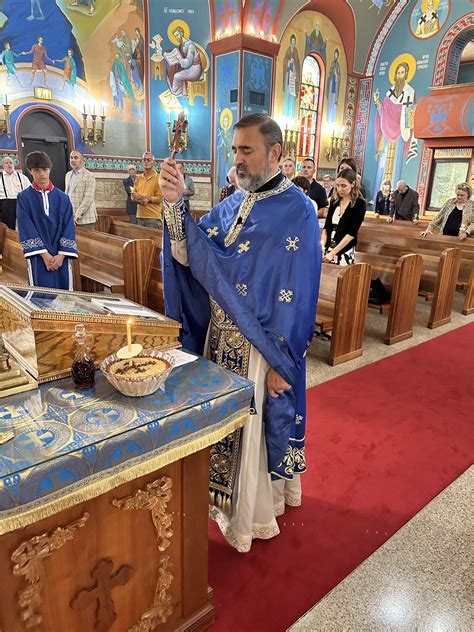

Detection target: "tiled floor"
[288, 468, 473, 631]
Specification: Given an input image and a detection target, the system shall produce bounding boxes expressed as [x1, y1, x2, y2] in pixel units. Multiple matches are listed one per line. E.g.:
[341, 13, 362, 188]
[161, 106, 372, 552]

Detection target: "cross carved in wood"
[70, 559, 134, 632]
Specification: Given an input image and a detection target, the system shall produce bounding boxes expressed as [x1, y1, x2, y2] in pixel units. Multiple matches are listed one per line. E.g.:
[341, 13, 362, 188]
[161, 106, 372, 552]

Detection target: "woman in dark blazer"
[321, 168, 366, 265]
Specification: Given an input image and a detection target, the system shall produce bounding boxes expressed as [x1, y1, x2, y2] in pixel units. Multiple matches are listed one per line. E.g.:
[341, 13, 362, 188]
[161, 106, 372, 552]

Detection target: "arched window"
[297, 56, 322, 161]
[458, 39, 474, 84]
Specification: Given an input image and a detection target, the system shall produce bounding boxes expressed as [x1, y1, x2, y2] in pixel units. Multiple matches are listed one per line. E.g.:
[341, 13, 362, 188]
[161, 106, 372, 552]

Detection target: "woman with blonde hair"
[321, 167, 366, 265]
[420, 183, 473, 240]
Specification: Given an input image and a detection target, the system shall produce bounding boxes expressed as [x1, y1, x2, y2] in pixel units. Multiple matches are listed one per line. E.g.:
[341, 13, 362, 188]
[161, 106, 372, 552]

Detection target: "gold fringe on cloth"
[0, 411, 251, 536]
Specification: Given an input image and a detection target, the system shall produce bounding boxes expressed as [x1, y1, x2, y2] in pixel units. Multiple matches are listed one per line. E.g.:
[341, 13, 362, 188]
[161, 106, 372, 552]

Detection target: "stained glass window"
[298, 56, 321, 161]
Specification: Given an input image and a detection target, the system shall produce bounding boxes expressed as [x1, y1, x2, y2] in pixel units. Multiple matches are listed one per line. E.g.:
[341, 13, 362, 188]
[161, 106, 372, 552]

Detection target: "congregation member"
[132, 151, 163, 228]
[177, 163, 195, 211]
[17, 151, 77, 290]
[65, 150, 97, 229]
[0, 156, 31, 229]
[282, 157, 296, 179]
[337, 157, 367, 199]
[300, 156, 328, 217]
[323, 173, 333, 199]
[374, 180, 392, 216]
[321, 167, 366, 265]
[219, 166, 239, 201]
[420, 183, 473, 240]
[292, 175, 321, 225]
[160, 113, 321, 553]
[387, 180, 419, 224]
[123, 164, 138, 224]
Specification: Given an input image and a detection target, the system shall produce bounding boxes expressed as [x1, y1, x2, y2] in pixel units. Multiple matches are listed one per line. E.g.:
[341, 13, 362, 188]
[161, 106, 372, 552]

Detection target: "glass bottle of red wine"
[71, 324, 95, 389]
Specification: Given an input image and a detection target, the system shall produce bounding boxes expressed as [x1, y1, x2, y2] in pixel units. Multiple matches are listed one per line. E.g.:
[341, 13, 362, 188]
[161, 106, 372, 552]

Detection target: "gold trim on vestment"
[0, 410, 250, 535]
[224, 179, 293, 247]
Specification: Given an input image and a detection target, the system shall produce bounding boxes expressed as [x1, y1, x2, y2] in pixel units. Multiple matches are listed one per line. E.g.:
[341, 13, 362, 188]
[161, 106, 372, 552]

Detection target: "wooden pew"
[0, 223, 82, 289]
[355, 252, 423, 344]
[357, 225, 471, 319]
[75, 228, 156, 306]
[92, 218, 164, 313]
[316, 263, 371, 365]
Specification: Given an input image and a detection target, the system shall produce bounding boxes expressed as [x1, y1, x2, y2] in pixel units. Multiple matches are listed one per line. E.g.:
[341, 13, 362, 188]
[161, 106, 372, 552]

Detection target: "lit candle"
[126, 318, 132, 351]
[4, 93, 8, 106]
[83, 103, 86, 115]
[101, 103, 105, 116]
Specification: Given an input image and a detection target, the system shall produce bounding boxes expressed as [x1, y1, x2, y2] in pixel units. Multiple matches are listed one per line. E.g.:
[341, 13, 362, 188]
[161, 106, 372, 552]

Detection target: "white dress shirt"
[0, 171, 31, 199]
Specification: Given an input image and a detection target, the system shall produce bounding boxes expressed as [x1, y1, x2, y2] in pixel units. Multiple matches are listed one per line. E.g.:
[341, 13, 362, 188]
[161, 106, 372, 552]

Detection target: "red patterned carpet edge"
[208, 323, 474, 632]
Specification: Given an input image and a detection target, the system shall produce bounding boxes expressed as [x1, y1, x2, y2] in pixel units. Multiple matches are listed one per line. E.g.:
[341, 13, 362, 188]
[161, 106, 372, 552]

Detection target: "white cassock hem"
[208, 343, 302, 553]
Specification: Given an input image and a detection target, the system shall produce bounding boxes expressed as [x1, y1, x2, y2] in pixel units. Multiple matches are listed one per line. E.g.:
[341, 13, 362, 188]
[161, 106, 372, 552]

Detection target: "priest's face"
[232, 126, 280, 192]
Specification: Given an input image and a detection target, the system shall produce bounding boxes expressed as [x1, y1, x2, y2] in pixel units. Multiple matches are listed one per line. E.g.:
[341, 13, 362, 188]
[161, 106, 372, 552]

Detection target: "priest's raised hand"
[159, 158, 184, 204]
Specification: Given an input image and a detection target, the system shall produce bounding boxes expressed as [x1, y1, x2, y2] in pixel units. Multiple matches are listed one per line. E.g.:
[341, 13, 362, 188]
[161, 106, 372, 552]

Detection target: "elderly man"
[323, 174, 333, 199]
[387, 180, 419, 224]
[132, 152, 163, 229]
[282, 157, 295, 180]
[0, 156, 31, 229]
[160, 113, 321, 553]
[123, 164, 137, 223]
[65, 150, 97, 229]
[219, 166, 240, 201]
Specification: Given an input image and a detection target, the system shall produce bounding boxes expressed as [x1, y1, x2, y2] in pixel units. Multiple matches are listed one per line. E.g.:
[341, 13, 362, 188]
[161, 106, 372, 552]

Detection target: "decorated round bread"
[109, 357, 170, 380]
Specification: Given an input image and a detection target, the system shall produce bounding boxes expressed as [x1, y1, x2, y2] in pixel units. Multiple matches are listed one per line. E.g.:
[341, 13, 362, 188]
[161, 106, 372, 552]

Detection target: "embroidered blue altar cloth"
[0, 357, 253, 533]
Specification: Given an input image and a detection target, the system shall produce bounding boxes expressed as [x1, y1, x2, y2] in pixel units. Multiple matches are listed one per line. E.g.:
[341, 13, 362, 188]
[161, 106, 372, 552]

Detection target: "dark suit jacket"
[390, 187, 419, 221]
[123, 175, 137, 215]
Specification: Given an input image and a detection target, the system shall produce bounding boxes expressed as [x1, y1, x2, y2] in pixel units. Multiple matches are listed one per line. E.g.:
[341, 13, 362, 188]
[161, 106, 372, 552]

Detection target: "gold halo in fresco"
[167, 19, 191, 45]
[421, 0, 440, 12]
[220, 108, 233, 130]
[389, 53, 417, 85]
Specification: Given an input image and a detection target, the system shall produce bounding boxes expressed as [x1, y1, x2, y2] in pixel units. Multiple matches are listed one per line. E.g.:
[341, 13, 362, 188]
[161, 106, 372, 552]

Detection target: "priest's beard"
[236, 162, 274, 192]
[393, 78, 406, 98]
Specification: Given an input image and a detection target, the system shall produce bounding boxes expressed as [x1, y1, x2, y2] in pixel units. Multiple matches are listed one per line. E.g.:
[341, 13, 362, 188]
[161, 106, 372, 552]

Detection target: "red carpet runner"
[208, 323, 474, 631]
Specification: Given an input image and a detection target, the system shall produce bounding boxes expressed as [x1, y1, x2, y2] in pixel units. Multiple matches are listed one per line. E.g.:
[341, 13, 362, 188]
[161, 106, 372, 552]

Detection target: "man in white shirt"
[0, 156, 31, 229]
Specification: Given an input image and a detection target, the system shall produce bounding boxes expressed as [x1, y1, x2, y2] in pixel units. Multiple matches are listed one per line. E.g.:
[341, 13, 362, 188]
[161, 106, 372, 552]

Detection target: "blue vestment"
[17, 186, 78, 290]
[163, 177, 321, 483]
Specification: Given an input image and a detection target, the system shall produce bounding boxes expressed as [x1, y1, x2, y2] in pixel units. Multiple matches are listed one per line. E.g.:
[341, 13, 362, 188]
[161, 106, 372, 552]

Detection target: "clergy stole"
[208, 297, 251, 513]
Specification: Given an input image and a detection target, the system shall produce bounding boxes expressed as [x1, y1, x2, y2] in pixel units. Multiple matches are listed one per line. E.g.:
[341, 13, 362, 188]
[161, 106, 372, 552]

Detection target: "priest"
[160, 114, 321, 553]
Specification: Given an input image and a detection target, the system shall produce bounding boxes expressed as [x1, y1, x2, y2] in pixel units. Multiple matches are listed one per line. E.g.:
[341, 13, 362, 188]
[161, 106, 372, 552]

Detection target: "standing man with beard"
[160, 114, 321, 553]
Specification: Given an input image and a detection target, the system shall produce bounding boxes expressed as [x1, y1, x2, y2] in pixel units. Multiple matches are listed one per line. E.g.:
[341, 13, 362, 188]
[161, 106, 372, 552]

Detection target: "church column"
[209, 35, 280, 202]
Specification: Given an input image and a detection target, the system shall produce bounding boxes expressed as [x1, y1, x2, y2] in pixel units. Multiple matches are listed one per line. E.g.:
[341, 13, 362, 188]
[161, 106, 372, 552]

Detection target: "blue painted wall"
[362, 0, 472, 202]
[242, 51, 273, 116]
[148, 0, 212, 161]
[214, 51, 240, 195]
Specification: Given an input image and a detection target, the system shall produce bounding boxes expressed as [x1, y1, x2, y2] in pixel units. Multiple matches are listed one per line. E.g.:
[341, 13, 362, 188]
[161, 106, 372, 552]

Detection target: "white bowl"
[100, 349, 175, 397]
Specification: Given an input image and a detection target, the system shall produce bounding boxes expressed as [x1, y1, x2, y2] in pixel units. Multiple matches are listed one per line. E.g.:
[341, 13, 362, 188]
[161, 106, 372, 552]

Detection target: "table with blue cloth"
[0, 356, 253, 632]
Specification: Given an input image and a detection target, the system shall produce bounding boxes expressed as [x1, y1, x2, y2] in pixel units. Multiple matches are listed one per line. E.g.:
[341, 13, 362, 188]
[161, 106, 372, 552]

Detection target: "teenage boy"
[17, 151, 77, 289]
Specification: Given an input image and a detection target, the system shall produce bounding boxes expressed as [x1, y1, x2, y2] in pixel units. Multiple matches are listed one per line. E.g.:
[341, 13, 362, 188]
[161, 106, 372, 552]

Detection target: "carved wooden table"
[0, 357, 253, 632]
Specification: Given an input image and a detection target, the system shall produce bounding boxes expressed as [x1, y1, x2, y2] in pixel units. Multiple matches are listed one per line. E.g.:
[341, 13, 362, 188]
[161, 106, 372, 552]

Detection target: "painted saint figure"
[21, 35, 54, 86]
[0, 42, 23, 87]
[282, 34, 301, 119]
[68, 1, 95, 16]
[132, 27, 144, 88]
[55, 49, 77, 93]
[110, 53, 134, 110]
[372, 57, 418, 198]
[415, 0, 440, 38]
[165, 24, 202, 98]
[305, 18, 327, 63]
[27, 0, 45, 21]
[216, 109, 234, 190]
[326, 48, 341, 125]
